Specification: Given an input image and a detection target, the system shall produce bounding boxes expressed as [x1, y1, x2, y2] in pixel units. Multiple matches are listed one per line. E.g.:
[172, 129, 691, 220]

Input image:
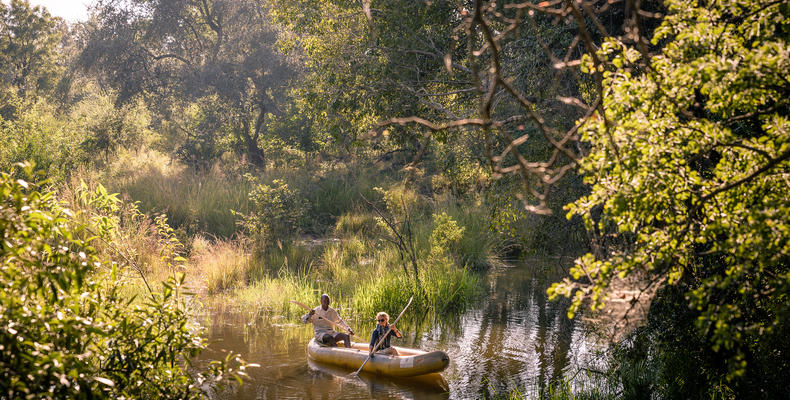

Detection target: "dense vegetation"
[1, 0, 787, 398]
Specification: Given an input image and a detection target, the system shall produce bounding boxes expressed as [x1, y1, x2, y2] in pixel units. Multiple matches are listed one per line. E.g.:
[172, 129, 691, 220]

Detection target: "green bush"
[429, 212, 465, 259]
[0, 164, 244, 399]
[235, 175, 307, 246]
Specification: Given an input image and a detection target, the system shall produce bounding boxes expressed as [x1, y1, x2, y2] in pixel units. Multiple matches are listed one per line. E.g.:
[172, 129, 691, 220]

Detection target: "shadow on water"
[198, 255, 602, 399]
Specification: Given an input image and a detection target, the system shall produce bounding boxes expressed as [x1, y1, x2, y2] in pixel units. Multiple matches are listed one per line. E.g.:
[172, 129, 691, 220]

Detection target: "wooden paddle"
[290, 300, 353, 335]
[350, 295, 413, 377]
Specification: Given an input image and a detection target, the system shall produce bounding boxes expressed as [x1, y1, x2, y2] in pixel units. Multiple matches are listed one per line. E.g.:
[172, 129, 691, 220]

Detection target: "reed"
[227, 266, 318, 319]
[102, 149, 252, 237]
[246, 240, 321, 283]
[190, 236, 251, 295]
[350, 255, 481, 318]
[438, 198, 509, 270]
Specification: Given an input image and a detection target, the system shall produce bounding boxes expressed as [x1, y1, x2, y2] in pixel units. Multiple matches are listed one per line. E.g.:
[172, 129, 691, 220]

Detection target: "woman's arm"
[390, 325, 402, 338]
[369, 329, 380, 350]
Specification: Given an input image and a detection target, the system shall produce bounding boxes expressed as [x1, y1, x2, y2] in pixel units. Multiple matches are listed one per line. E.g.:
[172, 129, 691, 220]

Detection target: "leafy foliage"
[270, 0, 466, 153]
[0, 0, 62, 101]
[235, 175, 306, 246]
[430, 212, 465, 260]
[0, 164, 244, 398]
[549, 0, 790, 393]
[82, 0, 293, 168]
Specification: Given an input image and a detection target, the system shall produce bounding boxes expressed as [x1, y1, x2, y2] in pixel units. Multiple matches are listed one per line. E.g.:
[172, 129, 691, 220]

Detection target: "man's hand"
[308, 309, 315, 317]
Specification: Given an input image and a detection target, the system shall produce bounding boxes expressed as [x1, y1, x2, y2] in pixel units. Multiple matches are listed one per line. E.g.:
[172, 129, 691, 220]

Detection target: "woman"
[369, 311, 402, 356]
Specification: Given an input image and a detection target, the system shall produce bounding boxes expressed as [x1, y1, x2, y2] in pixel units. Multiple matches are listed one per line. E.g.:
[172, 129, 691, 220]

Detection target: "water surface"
[199, 256, 602, 399]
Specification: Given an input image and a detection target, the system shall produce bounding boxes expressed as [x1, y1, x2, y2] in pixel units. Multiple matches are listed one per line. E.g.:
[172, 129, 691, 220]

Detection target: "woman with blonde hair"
[369, 311, 402, 356]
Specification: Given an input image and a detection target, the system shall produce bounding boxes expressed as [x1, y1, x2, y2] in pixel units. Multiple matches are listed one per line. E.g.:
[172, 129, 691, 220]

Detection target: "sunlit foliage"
[0, 164, 244, 398]
[549, 0, 790, 393]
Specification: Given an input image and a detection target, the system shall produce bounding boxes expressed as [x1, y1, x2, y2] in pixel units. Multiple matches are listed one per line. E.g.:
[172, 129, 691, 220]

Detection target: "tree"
[81, 0, 293, 168]
[384, 0, 786, 394]
[546, 0, 790, 394]
[0, 0, 63, 110]
[271, 0, 476, 159]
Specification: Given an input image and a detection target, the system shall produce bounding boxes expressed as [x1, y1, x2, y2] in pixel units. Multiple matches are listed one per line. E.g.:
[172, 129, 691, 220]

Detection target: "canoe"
[307, 358, 450, 394]
[306, 338, 450, 377]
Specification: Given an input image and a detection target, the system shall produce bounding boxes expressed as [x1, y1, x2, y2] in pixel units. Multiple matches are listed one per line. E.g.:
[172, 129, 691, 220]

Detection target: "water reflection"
[199, 256, 600, 399]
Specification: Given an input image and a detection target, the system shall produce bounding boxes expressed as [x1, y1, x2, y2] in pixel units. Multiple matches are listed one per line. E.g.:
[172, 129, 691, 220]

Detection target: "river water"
[198, 256, 603, 399]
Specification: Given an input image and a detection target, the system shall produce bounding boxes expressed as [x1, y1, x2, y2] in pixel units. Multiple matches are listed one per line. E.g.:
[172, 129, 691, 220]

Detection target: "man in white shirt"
[301, 293, 354, 347]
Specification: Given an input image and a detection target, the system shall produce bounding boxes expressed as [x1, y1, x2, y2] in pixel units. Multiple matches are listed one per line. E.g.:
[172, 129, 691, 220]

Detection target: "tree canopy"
[547, 0, 790, 393]
[0, 0, 62, 109]
[81, 0, 293, 168]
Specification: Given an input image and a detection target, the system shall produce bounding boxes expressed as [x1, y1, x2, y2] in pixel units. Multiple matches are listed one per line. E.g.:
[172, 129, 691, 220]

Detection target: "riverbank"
[66, 149, 585, 320]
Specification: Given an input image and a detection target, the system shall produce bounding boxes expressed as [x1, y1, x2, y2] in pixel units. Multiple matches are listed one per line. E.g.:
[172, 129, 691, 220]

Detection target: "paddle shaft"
[290, 300, 353, 335]
[352, 295, 413, 376]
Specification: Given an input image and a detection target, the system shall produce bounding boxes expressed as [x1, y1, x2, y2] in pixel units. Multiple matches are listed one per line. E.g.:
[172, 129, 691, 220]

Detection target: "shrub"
[429, 212, 465, 259]
[235, 175, 307, 246]
[0, 164, 244, 399]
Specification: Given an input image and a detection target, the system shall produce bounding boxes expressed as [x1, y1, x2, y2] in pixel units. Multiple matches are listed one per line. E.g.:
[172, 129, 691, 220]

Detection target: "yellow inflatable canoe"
[307, 338, 450, 377]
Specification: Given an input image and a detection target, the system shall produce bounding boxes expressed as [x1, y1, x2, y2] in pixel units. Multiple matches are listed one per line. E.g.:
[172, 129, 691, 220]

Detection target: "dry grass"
[190, 236, 252, 295]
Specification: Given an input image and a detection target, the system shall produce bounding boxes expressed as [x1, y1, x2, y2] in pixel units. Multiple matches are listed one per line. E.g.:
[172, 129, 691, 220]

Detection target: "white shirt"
[301, 305, 351, 335]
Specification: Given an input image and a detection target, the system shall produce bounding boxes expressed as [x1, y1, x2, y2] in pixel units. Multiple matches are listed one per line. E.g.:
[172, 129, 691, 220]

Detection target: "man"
[301, 293, 354, 347]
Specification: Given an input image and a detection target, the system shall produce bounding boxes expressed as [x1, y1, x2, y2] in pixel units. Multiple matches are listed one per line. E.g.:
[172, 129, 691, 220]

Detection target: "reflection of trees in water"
[434, 259, 580, 398]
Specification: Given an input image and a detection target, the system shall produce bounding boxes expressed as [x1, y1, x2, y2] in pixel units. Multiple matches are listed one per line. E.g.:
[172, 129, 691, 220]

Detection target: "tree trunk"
[243, 133, 266, 168]
[240, 108, 267, 169]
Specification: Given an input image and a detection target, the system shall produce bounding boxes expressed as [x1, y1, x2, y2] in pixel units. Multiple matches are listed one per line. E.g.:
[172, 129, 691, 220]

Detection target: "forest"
[1, 0, 788, 398]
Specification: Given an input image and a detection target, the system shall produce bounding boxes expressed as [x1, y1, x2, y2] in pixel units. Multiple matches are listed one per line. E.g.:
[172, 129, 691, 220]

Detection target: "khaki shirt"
[301, 306, 351, 336]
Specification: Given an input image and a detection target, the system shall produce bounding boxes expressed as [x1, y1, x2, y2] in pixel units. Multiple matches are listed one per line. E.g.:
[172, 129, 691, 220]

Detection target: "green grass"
[72, 151, 507, 324]
[103, 151, 252, 237]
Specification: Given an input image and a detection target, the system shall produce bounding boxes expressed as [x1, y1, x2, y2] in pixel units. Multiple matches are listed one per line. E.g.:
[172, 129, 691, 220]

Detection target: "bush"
[235, 175, 307, 246]
[0, 164, 244, 399]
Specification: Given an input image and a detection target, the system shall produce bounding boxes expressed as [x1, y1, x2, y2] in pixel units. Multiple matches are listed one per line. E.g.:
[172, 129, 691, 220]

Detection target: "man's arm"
[330, 309, 354, 335]
[301, 308, 316, 324]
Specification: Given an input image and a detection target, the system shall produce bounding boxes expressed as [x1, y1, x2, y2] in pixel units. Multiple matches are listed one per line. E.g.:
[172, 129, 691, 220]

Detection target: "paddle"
[290, 300, 354, 335]
[350, 295, 413, 377]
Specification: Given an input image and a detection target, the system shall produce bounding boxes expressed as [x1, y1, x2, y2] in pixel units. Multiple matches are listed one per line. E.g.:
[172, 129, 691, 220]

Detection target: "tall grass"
[437, 196, 510, 270]
[102, 149, 252, 237]
[247, 240, 322, 282]
[190, 236, 251, 295]
[296, 166, 384, 234]
[226, 267, 319, 319]
[78, 151, 507, 321]
[351, 259, 481, 318]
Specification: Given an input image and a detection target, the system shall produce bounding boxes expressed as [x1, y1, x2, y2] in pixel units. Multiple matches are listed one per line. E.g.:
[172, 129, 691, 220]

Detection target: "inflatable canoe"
[307, 338, 450, 377]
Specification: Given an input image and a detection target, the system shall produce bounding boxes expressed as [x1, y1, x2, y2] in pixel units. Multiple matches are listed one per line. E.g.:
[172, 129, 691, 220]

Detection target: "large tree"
[387, 0, 787, 394]
[81, 0, 293, 168]
[270, 0, 481, 159]
[0, 0, 62, 108]
[544, 0, 790, 394]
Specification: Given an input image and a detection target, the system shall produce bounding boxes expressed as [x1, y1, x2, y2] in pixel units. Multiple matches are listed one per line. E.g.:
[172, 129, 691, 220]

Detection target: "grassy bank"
[67, 150, 524, 320]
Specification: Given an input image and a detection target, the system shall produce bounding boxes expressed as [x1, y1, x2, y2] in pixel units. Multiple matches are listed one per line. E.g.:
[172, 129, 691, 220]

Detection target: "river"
[197, 256, 603, 399]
